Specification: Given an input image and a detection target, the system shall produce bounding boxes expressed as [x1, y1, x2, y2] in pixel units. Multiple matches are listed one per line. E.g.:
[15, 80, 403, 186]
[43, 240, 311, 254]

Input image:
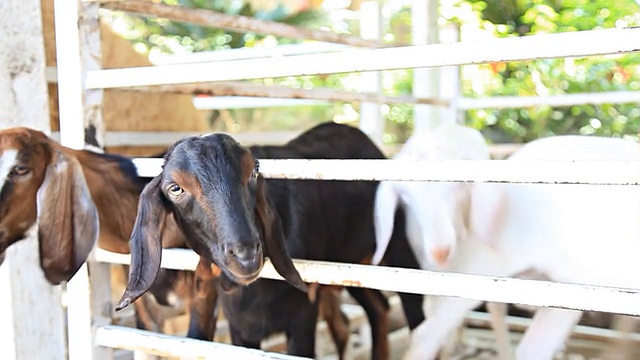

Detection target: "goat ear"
[467, 183, 506, 250]
[254, 174, 308, 293]
[37, 149, 99, 285]
[116, 175, 167, 311]
[372, 181, 399, 265]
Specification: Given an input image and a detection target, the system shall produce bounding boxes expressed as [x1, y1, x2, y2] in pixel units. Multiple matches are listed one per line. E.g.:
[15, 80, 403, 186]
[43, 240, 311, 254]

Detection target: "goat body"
[374, 124, 640, 359]
[118, 122, 425, 359]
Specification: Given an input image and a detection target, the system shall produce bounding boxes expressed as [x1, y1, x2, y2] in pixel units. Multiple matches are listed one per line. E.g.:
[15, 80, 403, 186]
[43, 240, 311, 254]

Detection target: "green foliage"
[116, 0, 326, 53]
[110, 0, 640, 142]
[457, 0, 640, 143]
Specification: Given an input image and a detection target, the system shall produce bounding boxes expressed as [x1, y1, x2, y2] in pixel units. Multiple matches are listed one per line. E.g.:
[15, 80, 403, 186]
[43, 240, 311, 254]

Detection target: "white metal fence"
[6, 0, 640, 359]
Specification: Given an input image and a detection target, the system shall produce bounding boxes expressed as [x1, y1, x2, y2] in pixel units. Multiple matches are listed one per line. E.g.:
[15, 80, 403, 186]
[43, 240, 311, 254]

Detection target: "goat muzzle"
[220, 241, 263, 284]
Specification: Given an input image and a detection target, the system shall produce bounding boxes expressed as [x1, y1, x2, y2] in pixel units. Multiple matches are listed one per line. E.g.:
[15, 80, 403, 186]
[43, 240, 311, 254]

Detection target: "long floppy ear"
[116, 175, 167, 310]
[254, 174, 308, 293]
[466, 183, 507, 250]
[36, 149, 99, 285]
[372, 181, 399, 265]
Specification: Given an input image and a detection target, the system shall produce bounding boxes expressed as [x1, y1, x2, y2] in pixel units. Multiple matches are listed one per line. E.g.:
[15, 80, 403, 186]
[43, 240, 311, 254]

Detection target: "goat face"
[0, 127, 98, 284]
[371, 123, 490, 269]
[116, 134, 307, 311]
[373, 180, 469, 269]
[0, 129, 49, 253]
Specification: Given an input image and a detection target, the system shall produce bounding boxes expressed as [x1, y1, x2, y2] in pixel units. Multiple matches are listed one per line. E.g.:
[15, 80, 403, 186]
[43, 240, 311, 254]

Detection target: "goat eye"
[11, 165, 30, 176]
[167, 184, 184, 197]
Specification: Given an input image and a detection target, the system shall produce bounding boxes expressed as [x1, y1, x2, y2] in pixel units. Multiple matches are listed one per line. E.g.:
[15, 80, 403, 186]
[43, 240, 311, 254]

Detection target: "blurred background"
[98, 0, 640, 149]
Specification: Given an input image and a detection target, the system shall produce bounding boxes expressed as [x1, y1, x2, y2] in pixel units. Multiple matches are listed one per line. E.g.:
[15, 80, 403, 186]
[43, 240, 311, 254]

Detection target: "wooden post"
[53, 0, 111, 359]
[358, 0, 383, 147]
[412, 0, 441, 131]
[0, 0, 66, 358]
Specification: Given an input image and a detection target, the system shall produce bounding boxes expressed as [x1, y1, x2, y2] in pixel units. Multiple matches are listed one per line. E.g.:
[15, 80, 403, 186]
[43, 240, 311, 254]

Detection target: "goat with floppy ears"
[116, 122, 423, 359]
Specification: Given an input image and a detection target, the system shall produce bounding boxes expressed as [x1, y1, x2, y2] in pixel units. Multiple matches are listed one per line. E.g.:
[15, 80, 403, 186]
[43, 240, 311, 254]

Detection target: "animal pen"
[2, 0, 640, 359]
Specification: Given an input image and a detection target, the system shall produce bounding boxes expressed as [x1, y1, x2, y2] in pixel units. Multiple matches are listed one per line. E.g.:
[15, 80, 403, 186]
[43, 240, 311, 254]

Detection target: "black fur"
[119, 122, 425, 359]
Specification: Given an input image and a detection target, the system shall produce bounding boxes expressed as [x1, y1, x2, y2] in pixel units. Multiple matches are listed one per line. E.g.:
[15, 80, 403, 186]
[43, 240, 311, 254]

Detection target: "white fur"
[375, 126, 640, 359]
[374, 123, 514, 358]
[0, 149, 18, 194]
[373, 123, 490, 266]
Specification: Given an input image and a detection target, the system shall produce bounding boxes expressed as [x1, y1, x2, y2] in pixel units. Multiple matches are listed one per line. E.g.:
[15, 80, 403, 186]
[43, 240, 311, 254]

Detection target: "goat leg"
[134, 294, 165, 332]
[486, 301, 514, 360]
[186, 278, 219, 340]
[284, 302, 319, 358]
[515, 308, 582, 360]
[319, 286, 351, 359]
[347, 287, 390, 360]
[186, 258, 221, 340]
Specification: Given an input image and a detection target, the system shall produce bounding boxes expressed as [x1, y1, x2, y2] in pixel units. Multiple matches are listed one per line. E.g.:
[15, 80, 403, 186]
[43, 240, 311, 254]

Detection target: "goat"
[372, 122, 513, 359]
[373, 124, 640, 359]
[116, 122, 425, 359]
[0, 127, 99, 284]
[0, 127, 218, 340]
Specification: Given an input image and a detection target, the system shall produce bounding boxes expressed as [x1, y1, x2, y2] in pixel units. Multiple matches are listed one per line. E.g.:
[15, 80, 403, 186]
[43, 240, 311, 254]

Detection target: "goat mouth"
[223, 258, 263, 285]
[226, 268, 261, 285]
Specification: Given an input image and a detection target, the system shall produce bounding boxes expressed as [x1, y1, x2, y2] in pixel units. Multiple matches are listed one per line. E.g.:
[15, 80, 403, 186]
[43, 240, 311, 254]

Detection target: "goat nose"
[431, 246, 451, 266]
[226, 243, 261, 261]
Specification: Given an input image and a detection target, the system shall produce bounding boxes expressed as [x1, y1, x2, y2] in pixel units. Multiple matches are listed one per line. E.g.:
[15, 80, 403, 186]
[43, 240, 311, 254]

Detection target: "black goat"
[117, 122, 425, 359]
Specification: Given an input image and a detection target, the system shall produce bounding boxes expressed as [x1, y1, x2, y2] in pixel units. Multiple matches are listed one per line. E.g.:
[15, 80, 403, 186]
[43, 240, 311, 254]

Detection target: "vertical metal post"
[439, 23, 461, 124]
[359, 0, 384, 146]
[412, 0, 441, 131]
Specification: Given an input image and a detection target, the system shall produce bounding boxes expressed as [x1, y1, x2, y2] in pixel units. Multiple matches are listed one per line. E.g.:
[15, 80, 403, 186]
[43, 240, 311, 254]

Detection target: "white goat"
[373, 123, 514, 359]
[373, 124, 640, 359]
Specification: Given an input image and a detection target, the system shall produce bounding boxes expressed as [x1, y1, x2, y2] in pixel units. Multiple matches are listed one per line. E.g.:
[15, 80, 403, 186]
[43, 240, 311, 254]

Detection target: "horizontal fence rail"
[128, 82, 450, 107]
[130, 158, 640, 185]
[51, 130, 304, 147]
[46, 64, 639, 111]
[94, 248, 640, 316]
[457, 90, 640, 110]
[85, 27, 640, 89]
[95, 326, 308, 359]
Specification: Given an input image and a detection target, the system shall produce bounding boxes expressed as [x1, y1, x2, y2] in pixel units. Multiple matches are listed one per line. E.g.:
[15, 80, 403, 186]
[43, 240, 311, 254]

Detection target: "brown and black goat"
[0, 127, 218, 340]
[117, 122, 425, 359]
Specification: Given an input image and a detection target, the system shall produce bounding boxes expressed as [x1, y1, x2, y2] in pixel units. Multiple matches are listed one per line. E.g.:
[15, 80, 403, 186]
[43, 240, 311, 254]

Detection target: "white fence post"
[438, 23, 461, 124]
[0, 0, 67, 358]
[53, 0, 111, 358]
[358, 0, 383, 146]
[412, 0, 441, 131]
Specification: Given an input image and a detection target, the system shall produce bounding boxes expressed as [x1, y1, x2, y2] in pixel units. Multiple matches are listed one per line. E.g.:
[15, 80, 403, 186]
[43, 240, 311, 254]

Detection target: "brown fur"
[0, 128, 99, 284]
[0, 129, 51, 252]
[0, 127, 216, 340]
